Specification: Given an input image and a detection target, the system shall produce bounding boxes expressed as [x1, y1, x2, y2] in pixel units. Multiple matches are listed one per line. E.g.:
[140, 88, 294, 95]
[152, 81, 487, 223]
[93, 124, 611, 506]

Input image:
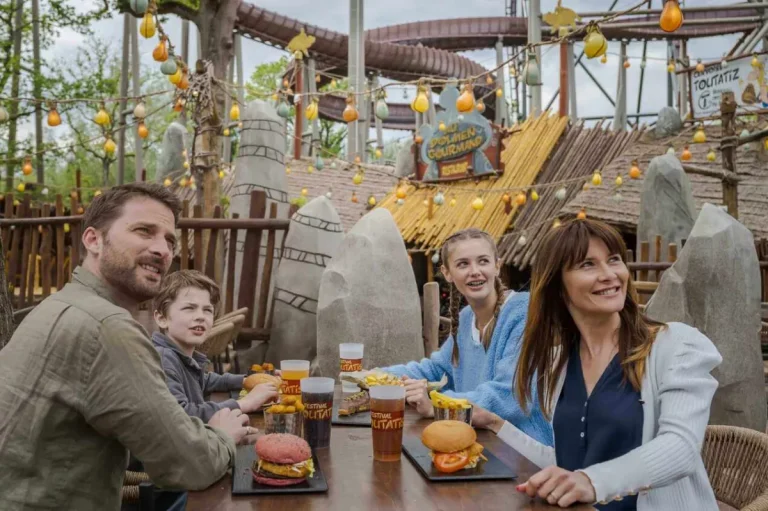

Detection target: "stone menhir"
[637, 154, 697, 262]
[265, 196, 344, 365]
[394, 141, 415, 178]
[645, 203, 767, 432]
[231, 100, 289, 366]
[156, 121, 188, 180]
[654, 106, 683, 138]
[316, 208, 424, 380]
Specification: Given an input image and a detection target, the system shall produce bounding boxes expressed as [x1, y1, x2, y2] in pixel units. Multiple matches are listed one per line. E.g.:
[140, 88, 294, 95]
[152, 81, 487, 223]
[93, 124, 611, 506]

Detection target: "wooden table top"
[188, 390, 594, 511]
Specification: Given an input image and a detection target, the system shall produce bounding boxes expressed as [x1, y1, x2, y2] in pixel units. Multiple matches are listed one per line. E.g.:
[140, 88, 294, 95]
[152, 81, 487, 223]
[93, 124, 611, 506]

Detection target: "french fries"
[265, 394, 305, 414]
[429, 390, 471, 410]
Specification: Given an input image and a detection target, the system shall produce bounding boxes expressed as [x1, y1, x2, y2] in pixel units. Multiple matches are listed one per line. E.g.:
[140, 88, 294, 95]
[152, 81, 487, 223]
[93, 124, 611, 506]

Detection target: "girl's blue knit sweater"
[384, 291, 553, 446]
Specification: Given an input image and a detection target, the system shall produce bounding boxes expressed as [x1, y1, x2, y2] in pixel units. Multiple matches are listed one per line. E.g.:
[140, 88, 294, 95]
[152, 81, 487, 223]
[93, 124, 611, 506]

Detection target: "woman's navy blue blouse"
[553, 346, 644, 510]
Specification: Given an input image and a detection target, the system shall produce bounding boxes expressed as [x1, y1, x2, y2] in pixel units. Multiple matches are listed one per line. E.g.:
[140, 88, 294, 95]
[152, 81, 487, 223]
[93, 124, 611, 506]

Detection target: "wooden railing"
[2, 190, 293, 350]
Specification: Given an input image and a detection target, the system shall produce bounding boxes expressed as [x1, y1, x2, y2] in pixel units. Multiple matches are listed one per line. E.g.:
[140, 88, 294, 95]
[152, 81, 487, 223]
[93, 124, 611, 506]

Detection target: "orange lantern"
[629, 160, 641, 179]
[576, 208, 587, 220]
[660, 0, 684, 33]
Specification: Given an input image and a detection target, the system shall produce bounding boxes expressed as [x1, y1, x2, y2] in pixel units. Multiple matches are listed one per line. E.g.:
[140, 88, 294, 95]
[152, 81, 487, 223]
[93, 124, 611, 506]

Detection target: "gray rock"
[394, 141, 416, 178]
[637, 154, 697, 261]
[645, 203, 766, 432]
[230, 100, 289, 365]
[157, 121, 188, 180]
[265, 196, 344, 365]
[654, 107, 683, 138]
[316, 208, 424, 380]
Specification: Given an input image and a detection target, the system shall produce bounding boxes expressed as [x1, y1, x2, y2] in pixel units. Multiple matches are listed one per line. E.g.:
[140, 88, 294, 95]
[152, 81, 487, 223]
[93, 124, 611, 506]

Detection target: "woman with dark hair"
[472, 219, 721, 510]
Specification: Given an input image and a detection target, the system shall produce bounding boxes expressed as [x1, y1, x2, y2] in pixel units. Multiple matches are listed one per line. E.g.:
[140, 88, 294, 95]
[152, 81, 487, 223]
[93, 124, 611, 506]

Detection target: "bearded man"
[0, 183, 256, 510]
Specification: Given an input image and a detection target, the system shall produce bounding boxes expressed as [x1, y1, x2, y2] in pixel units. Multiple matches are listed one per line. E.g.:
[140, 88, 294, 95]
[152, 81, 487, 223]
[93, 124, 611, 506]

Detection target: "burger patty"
[253, 459, 314, 479]
[253, 468, 304, 480]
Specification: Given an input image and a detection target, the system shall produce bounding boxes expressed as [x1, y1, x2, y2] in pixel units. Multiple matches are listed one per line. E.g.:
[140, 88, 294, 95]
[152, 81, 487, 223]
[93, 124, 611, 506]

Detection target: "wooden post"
[294, 59, 304, 161]
[559, 41, 568, 117]
[426, 252, 434, 282]
[719, 91, 739, 219]
[75, 168, 82, 204]
[422, 282, 440, 356]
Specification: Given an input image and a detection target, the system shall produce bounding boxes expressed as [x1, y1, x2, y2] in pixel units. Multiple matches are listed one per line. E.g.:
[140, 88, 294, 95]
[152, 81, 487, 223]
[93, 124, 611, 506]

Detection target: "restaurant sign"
[690, 54, 768, 118]
[417, 84, 499, 182]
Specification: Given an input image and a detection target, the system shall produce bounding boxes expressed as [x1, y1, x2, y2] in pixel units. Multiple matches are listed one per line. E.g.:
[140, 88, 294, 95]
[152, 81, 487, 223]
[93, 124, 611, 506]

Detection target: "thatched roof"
[499, 121, 643, 269]
[285, 158, 397, 231]
[562, 124, 768, 240]
[378, 114, 569, 251]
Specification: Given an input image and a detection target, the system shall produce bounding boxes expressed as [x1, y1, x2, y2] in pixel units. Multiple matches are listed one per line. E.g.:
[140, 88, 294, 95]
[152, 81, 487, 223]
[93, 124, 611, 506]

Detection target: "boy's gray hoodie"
[152, 331, 244, 423]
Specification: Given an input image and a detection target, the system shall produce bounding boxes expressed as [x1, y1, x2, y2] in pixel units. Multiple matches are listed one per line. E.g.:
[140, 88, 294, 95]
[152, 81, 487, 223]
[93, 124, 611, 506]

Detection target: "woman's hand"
[401, 376, 434, 418]
[517, 466, 596, 507]
[471, 406, 504, 434]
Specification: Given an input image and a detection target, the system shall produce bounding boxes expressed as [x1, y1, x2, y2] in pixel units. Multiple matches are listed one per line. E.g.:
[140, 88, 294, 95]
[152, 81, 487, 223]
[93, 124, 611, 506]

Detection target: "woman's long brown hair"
[514, 219, 665, 420]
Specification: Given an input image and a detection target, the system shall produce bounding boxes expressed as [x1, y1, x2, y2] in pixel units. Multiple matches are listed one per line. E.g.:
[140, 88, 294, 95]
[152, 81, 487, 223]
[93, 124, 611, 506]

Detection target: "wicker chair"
[197, 321, 235, 373]
[216, 307, 249, 325]
[703, 425, 768, 510]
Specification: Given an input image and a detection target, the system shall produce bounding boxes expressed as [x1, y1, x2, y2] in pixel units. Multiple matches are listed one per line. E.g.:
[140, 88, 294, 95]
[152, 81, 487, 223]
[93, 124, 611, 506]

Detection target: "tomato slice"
[433, 452, 470, 473]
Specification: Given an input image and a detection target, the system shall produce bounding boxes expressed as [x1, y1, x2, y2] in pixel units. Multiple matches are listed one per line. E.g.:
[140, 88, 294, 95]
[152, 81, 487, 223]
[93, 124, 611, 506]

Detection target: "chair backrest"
[198, 321, 235, 359]
[702, 425, 768, 509]
[216, 307, 249, 325]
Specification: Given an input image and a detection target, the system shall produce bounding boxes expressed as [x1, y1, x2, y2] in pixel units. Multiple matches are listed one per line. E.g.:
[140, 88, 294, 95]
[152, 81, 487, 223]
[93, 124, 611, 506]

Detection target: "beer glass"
[300, 377, 334, 449]
[339, 343, 364, 393]
[280, 360, 310, 399]
[370, 385, 406, 462]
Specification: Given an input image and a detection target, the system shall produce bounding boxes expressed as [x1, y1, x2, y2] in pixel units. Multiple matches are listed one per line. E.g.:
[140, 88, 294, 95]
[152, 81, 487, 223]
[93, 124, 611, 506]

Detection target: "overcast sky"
[45, 0, 746, 141]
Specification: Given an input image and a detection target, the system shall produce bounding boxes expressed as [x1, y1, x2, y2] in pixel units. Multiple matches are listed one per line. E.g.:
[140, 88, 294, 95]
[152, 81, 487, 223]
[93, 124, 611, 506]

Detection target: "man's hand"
[209, 408, 250, 445]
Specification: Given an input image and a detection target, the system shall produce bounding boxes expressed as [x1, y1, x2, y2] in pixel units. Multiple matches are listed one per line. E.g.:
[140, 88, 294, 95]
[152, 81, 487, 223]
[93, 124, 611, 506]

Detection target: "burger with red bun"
[252, 433, 315, 486]
[421, 420, 486, 473]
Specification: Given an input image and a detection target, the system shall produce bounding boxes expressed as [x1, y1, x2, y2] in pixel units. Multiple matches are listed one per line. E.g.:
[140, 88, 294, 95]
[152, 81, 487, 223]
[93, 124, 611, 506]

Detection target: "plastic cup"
[300, 377, 335, 449]
[280, 360, 310, 398]
[339, 343, 365, 393]
[369, 385, 406, 462]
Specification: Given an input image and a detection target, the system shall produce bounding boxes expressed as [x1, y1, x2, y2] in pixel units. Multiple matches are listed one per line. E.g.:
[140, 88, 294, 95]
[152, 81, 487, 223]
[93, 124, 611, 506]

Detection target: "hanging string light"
[660, 0, 683, 33]
[583, 25, 607, 59]
[522, 52, 540, 86]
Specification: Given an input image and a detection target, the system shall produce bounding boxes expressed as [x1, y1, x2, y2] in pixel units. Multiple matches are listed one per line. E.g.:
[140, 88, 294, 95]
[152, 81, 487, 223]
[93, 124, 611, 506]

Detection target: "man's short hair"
[153, 270, 221, 320]
[83, 182, 182, 234]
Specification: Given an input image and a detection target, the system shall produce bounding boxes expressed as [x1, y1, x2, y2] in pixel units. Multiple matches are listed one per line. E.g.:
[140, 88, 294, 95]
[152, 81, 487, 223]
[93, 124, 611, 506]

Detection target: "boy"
[152, 270, 277, 422]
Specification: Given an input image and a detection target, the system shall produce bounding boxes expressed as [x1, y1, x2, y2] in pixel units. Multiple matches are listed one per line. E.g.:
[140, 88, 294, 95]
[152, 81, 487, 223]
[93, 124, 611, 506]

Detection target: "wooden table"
[188, 390, 594, 511]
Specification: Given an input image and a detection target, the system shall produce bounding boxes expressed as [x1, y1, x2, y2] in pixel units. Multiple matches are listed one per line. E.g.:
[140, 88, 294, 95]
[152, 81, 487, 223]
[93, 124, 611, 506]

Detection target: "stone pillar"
[645, 204, 767, 432]
[613, 41, 627, 132]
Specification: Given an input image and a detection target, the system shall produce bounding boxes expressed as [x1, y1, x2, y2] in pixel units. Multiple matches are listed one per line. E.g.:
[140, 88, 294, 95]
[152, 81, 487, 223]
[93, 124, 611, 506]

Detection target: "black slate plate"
[331, 401, 371, 427]
[231, 445, 328, 495]
[401, 435, 516, 482]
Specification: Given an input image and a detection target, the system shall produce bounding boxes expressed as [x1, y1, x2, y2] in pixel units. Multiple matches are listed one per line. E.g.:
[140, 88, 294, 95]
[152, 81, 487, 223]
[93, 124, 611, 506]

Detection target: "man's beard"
[100, 238, 165, 303]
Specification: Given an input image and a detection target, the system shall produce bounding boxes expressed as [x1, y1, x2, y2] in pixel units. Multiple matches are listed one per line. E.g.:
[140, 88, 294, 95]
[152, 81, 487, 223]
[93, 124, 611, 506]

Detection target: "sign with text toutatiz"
[691, 54, 768, 118]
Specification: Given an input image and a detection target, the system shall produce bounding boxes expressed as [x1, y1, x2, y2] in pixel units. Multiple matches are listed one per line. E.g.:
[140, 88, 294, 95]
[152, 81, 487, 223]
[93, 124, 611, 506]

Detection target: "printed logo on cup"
[371, 410, 405, 430]
[302, 401, 332, 421]
[281, 380, 301, 396]
[340, 358, 363, 372]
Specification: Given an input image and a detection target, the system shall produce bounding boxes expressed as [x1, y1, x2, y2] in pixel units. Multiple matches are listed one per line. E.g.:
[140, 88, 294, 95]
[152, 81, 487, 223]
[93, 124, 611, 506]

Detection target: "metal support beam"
[495, 37, 508, 125]
[613, 41, 627, 131]
[129, 16, 143, 182]
[528, 0, 542, 116]
[307, 58, 320, 156]
[636, 39, 648, 126]
[577, 60, 615, 107]
[566, 41, 577, 119]
[373, 74, 384, 154]
[347, 0, 365, 161]
[576, 4, 768, 18]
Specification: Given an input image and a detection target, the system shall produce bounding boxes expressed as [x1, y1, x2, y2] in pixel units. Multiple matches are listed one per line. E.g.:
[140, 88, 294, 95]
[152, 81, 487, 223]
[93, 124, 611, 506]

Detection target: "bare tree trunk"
[6, 0, 25, 192]
[0, 237, 15, 350]
[32, 0, 44, 184]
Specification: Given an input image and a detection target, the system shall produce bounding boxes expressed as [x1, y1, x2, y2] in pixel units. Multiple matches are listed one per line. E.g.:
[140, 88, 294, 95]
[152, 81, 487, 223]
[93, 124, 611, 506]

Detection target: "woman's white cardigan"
[499, 322, 722, 510]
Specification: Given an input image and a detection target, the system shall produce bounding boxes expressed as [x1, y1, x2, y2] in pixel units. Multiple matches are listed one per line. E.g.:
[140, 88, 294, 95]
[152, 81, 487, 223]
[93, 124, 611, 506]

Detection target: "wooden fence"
[1, 190, 293, 352]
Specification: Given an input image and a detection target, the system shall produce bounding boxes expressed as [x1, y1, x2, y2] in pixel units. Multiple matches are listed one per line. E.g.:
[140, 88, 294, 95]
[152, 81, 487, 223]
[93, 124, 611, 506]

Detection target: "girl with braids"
[472, 219, 720, 510]
[381, 228, 553, 446]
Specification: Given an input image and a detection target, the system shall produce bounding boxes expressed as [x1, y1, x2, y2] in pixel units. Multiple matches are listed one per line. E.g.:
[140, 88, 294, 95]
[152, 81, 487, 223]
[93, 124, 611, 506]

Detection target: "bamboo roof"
[378, 114, 569, 252]
[499, 122, 643, 269]
[562, 124, 768, 240]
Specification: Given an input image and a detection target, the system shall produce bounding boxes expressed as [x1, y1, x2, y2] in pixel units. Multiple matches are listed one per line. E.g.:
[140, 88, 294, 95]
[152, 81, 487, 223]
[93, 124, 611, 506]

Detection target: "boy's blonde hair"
[153, 270, 221, 321]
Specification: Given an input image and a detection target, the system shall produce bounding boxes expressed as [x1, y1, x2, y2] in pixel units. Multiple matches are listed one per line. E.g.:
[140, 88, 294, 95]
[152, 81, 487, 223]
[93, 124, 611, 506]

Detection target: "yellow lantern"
[706, 148, 716, 162]
[94, 190, 102, 197]
[94, 106, 110, 126]
[285, 166, 291, 174]
[486, 74, 494, 85]
[412, 85, 429, 114]
[752, 55, 760, 68]
[660, 0, 683, 33]
[495, 88, 503, 97]
[63, 223, 70, 233]
[169, 68, 183, 85]
[695, 59, 705, 73]
[230, 103, 240, 121]
[667, 60, 676, 73]
[368, 195, 376, 207]
[552, 218, 562, 228]
[530, 190, 539, 201]
[305, 99, 319, 121]
[438, 122, 446, 131]
[16, 182, 25, 193]
[139, 12, 156, 38]
[104, 137, 116, 155]
[307, 165, 314, 174]
[693, 126, 706, 143]
[583, 26, 607, 59]
[471, 197, 484, 211]
[219, 170, 225, 179]
[353, 172, 363, 185]
[591, 171, 602, 186]
[449, 198, 457, 207]
[179, 177, 188, 187]
[615, 175, 623, 187]
[163, 177, 172, 187]
[456, 84, 475, 113]
[374, 148, 382, 158]
[600, 54, 608, 64]
[301, 188, 308, 197]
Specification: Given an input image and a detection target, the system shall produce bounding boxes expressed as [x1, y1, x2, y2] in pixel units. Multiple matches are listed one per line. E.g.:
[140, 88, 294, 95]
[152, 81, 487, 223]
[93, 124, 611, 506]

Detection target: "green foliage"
[290, 196, 307, 208]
